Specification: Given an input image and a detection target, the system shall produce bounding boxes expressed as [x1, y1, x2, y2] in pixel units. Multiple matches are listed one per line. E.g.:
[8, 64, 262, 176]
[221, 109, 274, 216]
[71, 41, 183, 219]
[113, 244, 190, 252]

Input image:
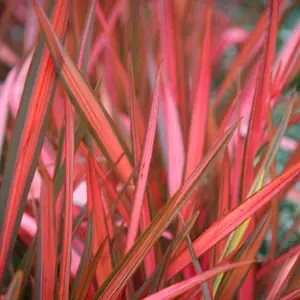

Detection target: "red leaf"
[168, 161, 300, 279]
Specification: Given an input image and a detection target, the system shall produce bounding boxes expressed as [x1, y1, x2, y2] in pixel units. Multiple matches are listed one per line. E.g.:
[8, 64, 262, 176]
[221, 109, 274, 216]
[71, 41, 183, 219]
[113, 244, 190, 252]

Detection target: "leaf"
[133, 212, 199, 300]
[159, 0, 179, 107]
[125, 62, 161, 252]
[266, 253, 299, 300]
[214, 0, 286, 107]
[222, 88, 296, 259]
[185, 0, 212, 179]
[241, 0, 279, 201]
[128, 52, 156, 276]
[273, 19, 300, 95]
[149, 212, 200, 295]
[70, 2, 98, 294]
[71, 216, 93, 299]
[35, 164, 56, 300]
[143, 261, 255, 300]
[54, 125, 65, 177]
[215, 214, 271, 298]
[17, 237, 37, 298]
[128, 52, 145, 166]
[167, 160, 300, 279]
[4, 270, 23, 300]
[57, 92, 74, 300]
[280, 287, 300, 300]
[74, 237, 108, 300]
[33, 0, 133, 182]
[0, 0, 70, 281]
[86, 154, 112, 285]
[179, 214, 211, 300]
[76, 0, 96, 74]
[54, 123, 85, 197]
[93, 121, 237, 299]
[159, 0, 185, 198]
[182, 0, 212, 220]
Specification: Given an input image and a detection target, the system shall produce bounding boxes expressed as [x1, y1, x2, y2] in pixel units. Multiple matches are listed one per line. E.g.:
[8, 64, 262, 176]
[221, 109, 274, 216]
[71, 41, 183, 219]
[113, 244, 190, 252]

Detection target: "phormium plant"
[0, 0, 299, 299]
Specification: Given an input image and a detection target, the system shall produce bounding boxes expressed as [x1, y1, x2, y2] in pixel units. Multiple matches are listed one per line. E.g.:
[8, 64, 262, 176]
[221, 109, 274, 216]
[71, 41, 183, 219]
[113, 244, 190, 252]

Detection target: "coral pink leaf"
[280, 287, 300, 300]
[144, 261, 254, 300]
[0, 0, 70, 280]
[214, 0, 286, 107]
[57, 93, 74, 300]
[36, 164, 56, 299]
[86, 155, 112, 285]
[266, 253, 299, 300]
[125, 63, 162, 252]
[33, 0, 132, 182]
[95, 121, 237, 300]
[168, 161, 300, 279]
[241, 0, 279, 199]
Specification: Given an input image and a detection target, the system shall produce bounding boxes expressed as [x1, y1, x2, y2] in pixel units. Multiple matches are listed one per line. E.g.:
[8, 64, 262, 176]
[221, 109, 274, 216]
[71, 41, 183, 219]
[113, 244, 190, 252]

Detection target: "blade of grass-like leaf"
[159, 0, 179, 107]
[159, 0, 188, 146]
[87, 155, 112, 285]
[128, 52, 155, 276]
[241, 0, 279, 202]
[54, 125, 65, 177]
[133, 212, 199, 300]
[266, 253, 299, 300]
[78, 141, 131, 223]
[172, 1, 188, 138]
[69, 6, 105, 288]
[17, 237, 37, 298]
[74, 237, 108, 300]
[36, 164, 56, 299]
[216, 214, 271, 298]
[69, 0, 97, 180]
[280, 287, 300, 300]
[162, 81, 185, 197]
[183, 0, 212, 219]
[76, 0, 96, 74]
[107, 162, 137, 219]
[125, 63, 161, 252]
[33, 1, 133, 182]
[143, 261, 255, 300]
[57, 93, 74, 300]
[148, 245, 177, 296]
[222, 88, 296, 260]
[93, 122, 238, 299]
[278, 216, 300, 251]
[0, 0, 70, 281]
[4, 270, 23, 300]
[257, 245, 300, 282]
[128, 52, 145, 168]
[181, 214, 211, 300]
[179, 214, 211, 300]
[94, 74, 104, 96]
[183, 1, 214, 225]
[88, 0, 122, 74]
[70, 0, 80, 45]
[149, 212, 200, 296]
[54, 123, 85, 197]
[214, 0, 286, 108]
[218, 151, 230, 219]
[268, 105, 278, 263]
[91, 152, 131, 224]
[95, 1, 130, 100]
[72, 204, 87, 237]
[71, 216, 93, 299]
[167, 160, 300, 279]
[273, 19, 300, 99]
